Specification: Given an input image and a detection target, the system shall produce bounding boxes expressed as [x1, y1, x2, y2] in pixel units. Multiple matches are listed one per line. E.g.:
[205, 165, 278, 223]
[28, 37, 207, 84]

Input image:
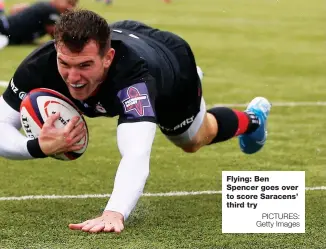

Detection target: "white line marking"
[0, 187, 325, 201]
[209, 102, 326, 107]
[0, 81, 8, 87]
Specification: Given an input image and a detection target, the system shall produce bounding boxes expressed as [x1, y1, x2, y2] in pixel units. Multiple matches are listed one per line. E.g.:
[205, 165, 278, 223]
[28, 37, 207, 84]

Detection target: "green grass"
[1, 192, 325, 249]
[0, 0, 325, 248]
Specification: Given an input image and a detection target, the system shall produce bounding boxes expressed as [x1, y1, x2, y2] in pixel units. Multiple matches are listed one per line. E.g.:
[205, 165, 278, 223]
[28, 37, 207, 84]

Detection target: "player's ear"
[103, 48, 115, 68]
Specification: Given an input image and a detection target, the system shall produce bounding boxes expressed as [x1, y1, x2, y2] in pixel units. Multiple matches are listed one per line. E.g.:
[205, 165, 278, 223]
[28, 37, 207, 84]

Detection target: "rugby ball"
[20, 88, 88, 161]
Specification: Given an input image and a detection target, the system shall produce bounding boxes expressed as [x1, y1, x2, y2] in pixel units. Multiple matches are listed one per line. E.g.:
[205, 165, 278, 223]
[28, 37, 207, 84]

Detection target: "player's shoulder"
[13, 41, 57, 87]
[110, 39, 149, 83]
[3, 41, 60, 111]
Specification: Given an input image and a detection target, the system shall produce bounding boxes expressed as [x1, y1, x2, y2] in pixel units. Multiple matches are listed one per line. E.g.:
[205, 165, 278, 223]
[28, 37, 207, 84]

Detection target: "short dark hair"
[54, 9, 111, 56]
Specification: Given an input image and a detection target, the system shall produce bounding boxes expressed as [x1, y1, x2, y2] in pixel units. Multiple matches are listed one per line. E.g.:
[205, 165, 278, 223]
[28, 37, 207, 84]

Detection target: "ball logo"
[43, 100, 72, 126]
[20, 88, 89, 161]
[21, 115, 36, 139]
[44, 100, 67, 117]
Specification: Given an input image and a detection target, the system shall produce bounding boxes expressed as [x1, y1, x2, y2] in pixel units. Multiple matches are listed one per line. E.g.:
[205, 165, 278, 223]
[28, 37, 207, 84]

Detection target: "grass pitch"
[0, 0, 325, 248]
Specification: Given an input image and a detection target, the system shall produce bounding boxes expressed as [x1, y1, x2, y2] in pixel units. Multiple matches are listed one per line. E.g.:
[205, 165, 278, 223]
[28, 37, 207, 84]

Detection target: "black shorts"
[112, 21, 203, 136]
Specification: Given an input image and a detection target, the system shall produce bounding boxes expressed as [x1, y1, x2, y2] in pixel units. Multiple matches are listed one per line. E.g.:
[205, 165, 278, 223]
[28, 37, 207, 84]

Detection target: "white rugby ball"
[20, 88, 89, 161]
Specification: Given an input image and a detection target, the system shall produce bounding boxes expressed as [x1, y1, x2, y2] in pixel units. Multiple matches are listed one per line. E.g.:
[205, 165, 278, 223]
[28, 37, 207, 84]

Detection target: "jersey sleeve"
[105, 122, 156, 219]
[2, 63, 42, 111]
[116, 74, 157, 124]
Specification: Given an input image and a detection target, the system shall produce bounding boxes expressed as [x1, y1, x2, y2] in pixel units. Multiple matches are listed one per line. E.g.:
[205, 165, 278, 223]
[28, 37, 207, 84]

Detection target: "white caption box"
[222, 171, 305, 233]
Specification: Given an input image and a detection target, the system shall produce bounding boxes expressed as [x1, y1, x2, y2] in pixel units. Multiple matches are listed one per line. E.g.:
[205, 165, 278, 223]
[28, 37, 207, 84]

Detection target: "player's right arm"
[0, 65, 84, 159]
[0, 95, 34, 159]
[0, 63, 43, 159]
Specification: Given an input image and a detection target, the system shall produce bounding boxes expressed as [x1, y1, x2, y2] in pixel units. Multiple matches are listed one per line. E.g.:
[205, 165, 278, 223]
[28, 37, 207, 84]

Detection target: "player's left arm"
[69, 122, 156, 233]
[107, 77, 158, 217]
[69, 76, 157, 233]
[106, 121, 156, 215]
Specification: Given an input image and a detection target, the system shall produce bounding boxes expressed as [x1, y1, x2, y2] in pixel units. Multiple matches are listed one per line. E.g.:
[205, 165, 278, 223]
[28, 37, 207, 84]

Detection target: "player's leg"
[181, 96, 271, 154]
[152, 28, 271, 154]
[162, 68, 272, 154]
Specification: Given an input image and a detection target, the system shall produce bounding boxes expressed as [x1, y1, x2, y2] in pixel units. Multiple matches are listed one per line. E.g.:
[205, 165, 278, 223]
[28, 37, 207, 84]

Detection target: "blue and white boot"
[239, 97, 272, 154]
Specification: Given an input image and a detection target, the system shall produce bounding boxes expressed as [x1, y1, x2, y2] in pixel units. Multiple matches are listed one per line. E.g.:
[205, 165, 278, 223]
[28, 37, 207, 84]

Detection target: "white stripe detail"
[0, 81, 8, 87]
[0, 187, 325, 201]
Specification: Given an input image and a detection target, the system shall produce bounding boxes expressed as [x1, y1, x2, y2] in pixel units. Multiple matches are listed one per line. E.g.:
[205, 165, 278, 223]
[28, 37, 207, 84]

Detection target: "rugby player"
[0, 9, 271, 233]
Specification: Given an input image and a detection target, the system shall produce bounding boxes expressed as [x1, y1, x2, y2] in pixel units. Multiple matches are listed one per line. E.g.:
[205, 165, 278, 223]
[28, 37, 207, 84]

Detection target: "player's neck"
[90, 68, 109, 97]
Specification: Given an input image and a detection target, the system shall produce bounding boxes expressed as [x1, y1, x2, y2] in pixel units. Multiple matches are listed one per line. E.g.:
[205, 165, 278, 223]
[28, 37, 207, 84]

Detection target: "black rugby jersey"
[2, 27, 182, 125]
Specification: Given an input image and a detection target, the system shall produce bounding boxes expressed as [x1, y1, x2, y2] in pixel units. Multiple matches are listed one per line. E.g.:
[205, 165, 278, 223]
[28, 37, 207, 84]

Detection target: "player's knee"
[180, 137, 201, 153]
[181, 145, 200, 153]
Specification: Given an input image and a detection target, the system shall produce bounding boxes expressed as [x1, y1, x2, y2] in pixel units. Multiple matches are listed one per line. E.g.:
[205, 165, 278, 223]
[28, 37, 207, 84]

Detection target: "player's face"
[56, 40, 115, 100]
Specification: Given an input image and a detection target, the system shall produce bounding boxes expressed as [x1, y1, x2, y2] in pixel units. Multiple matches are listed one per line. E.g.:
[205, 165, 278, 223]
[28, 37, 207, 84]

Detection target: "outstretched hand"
[69, 211, 124, 233]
